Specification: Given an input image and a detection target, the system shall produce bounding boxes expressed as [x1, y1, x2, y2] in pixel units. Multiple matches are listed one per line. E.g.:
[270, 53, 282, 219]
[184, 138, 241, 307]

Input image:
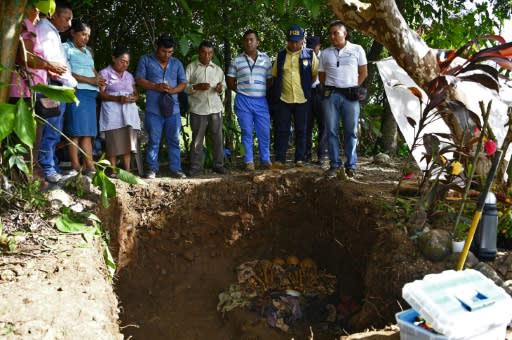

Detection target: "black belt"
[312, 87, 322, 94]
[325, 86, 352, 95]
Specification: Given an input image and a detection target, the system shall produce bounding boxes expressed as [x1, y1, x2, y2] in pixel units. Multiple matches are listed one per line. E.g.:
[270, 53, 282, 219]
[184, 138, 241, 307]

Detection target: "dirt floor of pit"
[98, 159, 421, 340]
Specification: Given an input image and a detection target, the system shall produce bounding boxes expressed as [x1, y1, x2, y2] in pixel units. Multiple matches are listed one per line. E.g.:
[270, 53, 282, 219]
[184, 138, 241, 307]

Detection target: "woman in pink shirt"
[9, 3, 66, 179]
[98, 47, 140, 175]
[10, 5, 66, 100]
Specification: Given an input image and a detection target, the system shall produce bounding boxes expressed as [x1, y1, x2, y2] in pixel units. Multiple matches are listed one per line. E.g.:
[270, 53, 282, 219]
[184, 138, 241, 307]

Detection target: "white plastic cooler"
[396, 269, 512, 340]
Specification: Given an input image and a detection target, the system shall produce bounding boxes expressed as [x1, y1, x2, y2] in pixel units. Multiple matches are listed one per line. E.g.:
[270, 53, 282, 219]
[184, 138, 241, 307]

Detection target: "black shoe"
[326, 167, 338, 178]
[326, 167, 346, 179]
[170, 170, 187, 179]
[212, 166, 227, 174]
[346, 168, 356, 178]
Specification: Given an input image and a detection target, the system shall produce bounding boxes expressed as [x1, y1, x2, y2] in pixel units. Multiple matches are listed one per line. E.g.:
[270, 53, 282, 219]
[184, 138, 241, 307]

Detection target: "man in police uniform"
[272, 24, 318, 168]
[318, 21, 367, 178]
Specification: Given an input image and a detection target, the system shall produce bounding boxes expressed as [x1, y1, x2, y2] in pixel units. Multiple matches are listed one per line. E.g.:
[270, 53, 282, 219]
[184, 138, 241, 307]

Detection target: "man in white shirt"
[185, 41, 226, 176]
[319, 21, 367, 179]
[36, 1, 77, 183]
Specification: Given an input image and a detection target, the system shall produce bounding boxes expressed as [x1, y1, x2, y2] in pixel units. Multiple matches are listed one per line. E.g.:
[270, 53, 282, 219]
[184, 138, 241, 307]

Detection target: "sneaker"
[295, 161, 305, 167]
[46, 172, 62, 183]
[145, 171, 156, 179]
[326, 167, 346, 179]
[83, 169, 96, 178]
[63, 169, 79, 177]
[212, 166, 227, 174]
[260, 162, 272, 170]
[245, 162, 255, 171]
[346, 168, 356, 178]
[170, 170, 187, 179]
[272, 161, 287, 170]
[326, 167, 337, 179]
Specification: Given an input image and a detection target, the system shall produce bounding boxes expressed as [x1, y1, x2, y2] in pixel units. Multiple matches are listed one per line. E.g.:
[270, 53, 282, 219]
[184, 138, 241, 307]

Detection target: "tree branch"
[327, 0, 439, 89]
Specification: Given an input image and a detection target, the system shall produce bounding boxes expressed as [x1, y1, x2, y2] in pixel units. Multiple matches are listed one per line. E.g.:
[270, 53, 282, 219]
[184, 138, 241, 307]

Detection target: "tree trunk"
[223, 37, 234, 151]
[328, 0, 463, 144]
[380, 98, 398, 154]
[0, 0, 26, 103]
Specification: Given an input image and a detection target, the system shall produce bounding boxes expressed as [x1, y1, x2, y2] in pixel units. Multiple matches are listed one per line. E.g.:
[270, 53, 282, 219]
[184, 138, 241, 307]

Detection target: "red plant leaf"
[408, 86, 423, 102]
[403, 172, 415, 180]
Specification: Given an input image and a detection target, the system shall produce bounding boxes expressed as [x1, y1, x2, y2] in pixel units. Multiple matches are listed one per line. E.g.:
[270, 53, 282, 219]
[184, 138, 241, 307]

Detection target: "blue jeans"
[234, 93, 271, 164]
[322, 92, 360, 169]
[144, 111, 182, 173]
[274, 101, 308, 162]
[39, 101, 66, 177]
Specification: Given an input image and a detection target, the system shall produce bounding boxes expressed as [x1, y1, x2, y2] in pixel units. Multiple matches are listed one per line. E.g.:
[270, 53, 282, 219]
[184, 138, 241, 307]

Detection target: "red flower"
[484, 140, 497, 156]
[403, 172, 415, 180]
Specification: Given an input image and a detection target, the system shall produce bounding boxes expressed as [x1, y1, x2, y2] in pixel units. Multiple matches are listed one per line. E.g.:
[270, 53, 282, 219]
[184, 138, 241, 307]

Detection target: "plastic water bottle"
[474, 192, 498, 261]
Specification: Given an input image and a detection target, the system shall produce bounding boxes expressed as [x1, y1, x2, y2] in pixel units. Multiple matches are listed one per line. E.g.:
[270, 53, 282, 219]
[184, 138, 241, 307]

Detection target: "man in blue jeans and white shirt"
[136, 34, 187, 179]
[37, 2, 77, 183]
[319, 20, 367, 179]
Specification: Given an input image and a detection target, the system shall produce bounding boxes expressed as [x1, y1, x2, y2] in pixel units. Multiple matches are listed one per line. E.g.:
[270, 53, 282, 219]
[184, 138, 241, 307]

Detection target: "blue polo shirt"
[135, 53, 187, 115]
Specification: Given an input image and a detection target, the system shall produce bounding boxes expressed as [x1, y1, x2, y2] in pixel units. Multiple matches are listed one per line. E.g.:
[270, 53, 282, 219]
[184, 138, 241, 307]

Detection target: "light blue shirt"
[63, 40, 98, 91]
[227, 51, 272, 97]
[135, 53, 187, 115]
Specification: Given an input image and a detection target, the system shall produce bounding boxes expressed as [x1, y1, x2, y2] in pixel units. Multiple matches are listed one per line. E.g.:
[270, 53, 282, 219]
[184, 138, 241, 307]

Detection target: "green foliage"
[0, 220, 17, 252]
[13, 98, 36, 148]
[398, 143, 410, 159]
[403, 0, 511, 49]
[359, 103, 385, 156]
[3, 143, 29, 176]
[497, 196, 512, 240]
[0, 103, 16, 142]
[0, 322, 15, 336]
[31, 84, 78, 104]
[54, 209, 116, 278]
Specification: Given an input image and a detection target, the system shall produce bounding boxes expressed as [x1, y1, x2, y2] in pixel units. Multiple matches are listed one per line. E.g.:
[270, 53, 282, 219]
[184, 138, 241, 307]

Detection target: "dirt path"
[0, 231, 121, 339]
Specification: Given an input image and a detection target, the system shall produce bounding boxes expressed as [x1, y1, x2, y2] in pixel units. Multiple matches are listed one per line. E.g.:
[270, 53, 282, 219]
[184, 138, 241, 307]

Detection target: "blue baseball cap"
[287, 24, 305, 42]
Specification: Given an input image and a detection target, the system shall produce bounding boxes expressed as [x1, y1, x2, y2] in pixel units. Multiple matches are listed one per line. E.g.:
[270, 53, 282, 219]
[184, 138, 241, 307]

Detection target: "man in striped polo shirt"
[227, 30, 273, 171]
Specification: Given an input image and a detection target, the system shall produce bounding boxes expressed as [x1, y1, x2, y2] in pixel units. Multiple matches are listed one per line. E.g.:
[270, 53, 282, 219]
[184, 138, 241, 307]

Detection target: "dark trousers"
[274, 100, 308, 163]
[189, 112, 224, 171]
[306, 88, 327, 160]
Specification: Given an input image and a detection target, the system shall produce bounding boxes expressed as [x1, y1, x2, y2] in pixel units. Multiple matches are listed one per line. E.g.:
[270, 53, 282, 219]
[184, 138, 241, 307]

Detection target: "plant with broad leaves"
[54, 208, 116, 278]
[399, 35, 512, 236]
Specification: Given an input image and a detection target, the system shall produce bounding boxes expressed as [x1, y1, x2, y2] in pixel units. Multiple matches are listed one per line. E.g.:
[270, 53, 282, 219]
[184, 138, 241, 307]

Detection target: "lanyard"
[244, 54, 258, 74]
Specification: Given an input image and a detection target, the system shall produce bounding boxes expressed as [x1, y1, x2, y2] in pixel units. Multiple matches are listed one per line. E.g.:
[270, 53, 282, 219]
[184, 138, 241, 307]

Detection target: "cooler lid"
[402, 269, 512, 339]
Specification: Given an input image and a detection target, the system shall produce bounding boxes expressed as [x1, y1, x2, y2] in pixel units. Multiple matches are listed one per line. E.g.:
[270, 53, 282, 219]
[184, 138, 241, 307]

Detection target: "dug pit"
[99, 167, 421, 339]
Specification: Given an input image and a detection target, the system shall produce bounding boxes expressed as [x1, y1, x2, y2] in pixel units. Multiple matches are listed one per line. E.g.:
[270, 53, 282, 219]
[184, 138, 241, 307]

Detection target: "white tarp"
[376, 57, 512, 169]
